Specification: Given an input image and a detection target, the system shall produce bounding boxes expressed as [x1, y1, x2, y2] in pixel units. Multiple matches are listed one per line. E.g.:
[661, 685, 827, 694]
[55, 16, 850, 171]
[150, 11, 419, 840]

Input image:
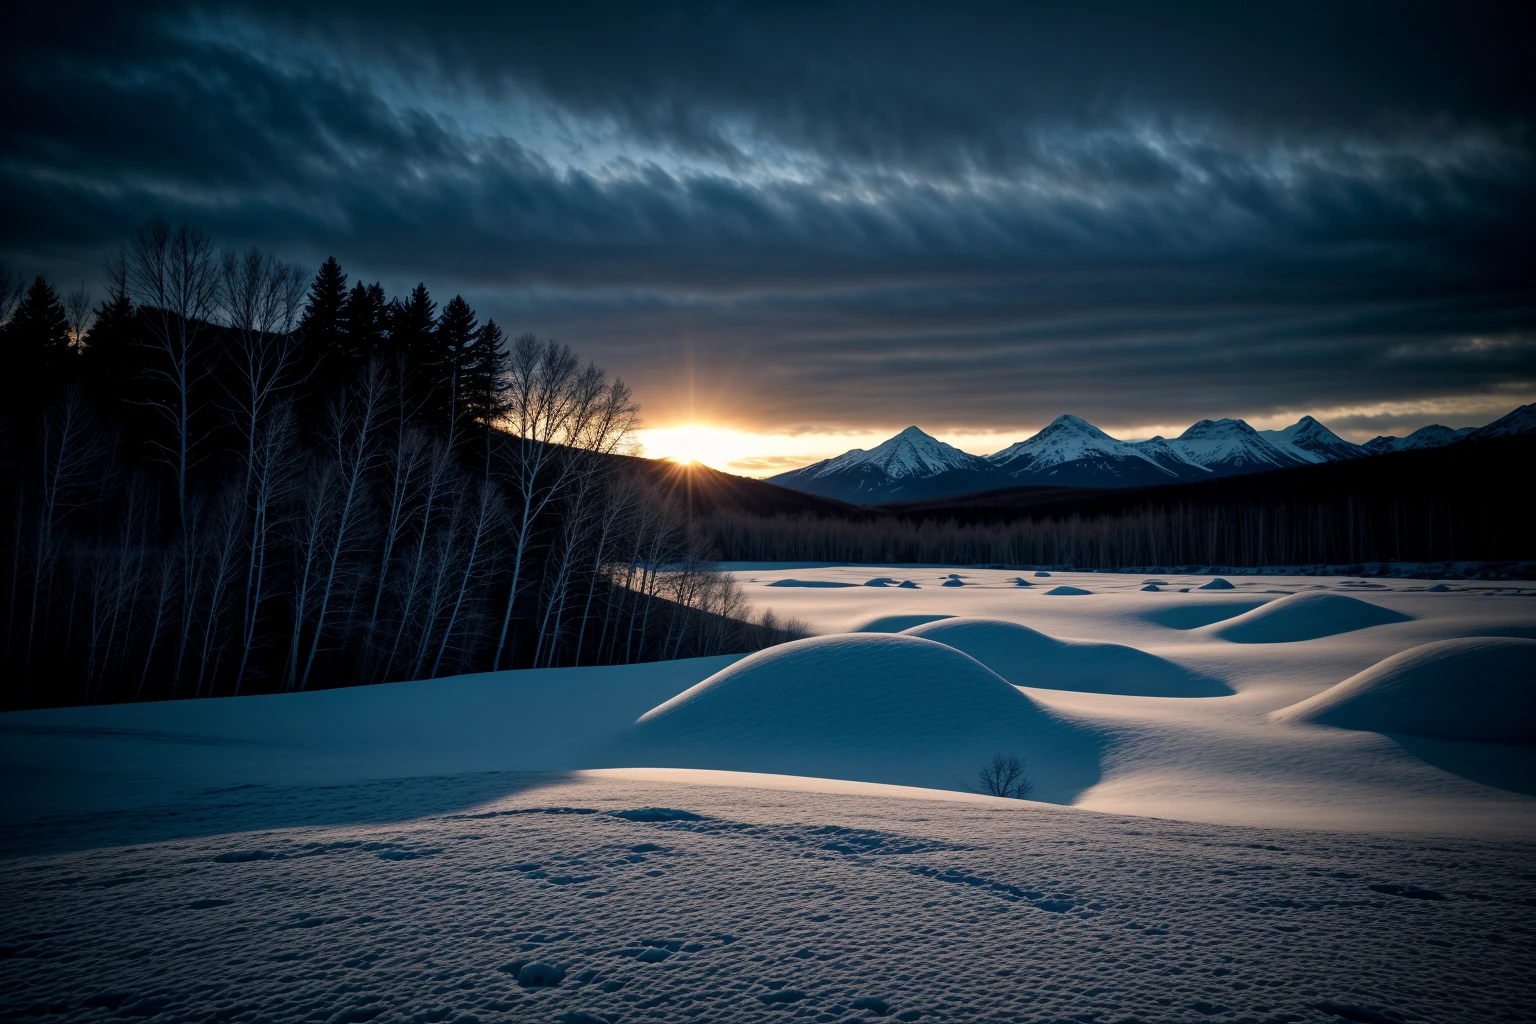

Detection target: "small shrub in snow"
[977, 753, 1033, 799]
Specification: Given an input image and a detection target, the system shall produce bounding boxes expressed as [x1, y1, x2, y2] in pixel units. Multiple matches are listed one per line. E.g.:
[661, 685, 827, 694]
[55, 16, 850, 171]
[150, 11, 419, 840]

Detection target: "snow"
[789, 425, 987, 481]
[901, 616, 1232, 697]
[1363, 423, 1477, 454]
[605, 633, 1102, 802]
[2, 566, 1534, 1022]
[987, 414, 1170, 472]
[1166, 417, 1302, 471]
[1258, 415, 1363, 463]
[1273, 637, 1536, 745]
[5, 771, 1535, 1024]
[1467, 401, 1536, 441]
[1211, 591, 1414, 643]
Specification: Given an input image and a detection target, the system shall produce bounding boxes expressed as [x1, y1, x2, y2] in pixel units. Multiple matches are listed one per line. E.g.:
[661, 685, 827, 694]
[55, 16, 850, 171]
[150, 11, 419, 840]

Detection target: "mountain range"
[767, 403, 1536, 503]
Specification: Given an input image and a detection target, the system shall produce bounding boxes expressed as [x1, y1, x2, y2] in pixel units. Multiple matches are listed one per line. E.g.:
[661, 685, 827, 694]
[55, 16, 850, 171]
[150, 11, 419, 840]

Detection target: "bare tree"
[432, 479, 499, 677]
[63, 286, 93, 350]
[234, 402, 298, 693]
[127, 218, 219, 526]
[977, 754, 1033, 799]
[219, 246, 306, 496]
[492, 337, 638, 669]
[25, 386, 102, 678]
[0, 263, 25, 326]
[296, 364, 384, 690]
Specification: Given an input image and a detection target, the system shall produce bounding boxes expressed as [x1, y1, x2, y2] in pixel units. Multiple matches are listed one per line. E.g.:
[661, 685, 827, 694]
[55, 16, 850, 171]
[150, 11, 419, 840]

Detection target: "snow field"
[2, 773, 1533, 1024]
[610, 634, 1102, 803]
[1273, 637, 1536, 743]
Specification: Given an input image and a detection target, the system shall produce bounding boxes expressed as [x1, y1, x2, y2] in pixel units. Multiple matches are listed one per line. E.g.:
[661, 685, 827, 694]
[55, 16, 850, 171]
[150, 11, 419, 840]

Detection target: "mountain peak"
[1048, 413, 1106, 432]
[1179, 418, 1259, 439]
[1258, 416, 1361, 464]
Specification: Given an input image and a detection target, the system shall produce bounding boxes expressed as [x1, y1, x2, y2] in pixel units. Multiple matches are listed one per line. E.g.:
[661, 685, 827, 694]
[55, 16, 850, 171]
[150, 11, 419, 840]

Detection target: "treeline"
[702, 438, 1533, 569]
[0, 222, 798, 710]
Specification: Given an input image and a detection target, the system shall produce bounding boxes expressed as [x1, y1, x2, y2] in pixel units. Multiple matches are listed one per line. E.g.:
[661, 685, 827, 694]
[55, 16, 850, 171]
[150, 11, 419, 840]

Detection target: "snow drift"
[901, 617, 1231, 698]
[607, 634, 1102, 802]
[1272, 637, 1536, 744]
[852, 613, 954, 633]
[1211, 592, 1412, 643]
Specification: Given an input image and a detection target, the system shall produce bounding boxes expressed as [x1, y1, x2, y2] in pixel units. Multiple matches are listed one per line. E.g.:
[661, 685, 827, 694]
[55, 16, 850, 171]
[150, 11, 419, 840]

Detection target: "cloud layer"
[3, 2, 1532, 440]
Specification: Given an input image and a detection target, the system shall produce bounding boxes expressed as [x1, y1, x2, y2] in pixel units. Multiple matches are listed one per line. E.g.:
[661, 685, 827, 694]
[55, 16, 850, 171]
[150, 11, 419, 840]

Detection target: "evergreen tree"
[81, 268, 139, 411]
[339, 279, 386, 378]
[342, 281, 389, 367]
[464, 318, 508, 470]
[5, 276, 74, 399]
[389, 282, 438, 423]
[436, 294, 479, 437]
[297, 257, 348, 414]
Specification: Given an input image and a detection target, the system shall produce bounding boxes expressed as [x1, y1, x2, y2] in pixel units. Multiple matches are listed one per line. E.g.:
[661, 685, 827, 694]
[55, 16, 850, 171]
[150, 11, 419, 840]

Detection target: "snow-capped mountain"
[1258, 416, 1365, 463]
[1163, 418, 1306, 474]
[987, 414, 1200, 487]
[766, 403, 1536, 505]
[1361, 424, 1476, 455]
[1465, 402, 1536, 441]
[768, 426, 995, 501]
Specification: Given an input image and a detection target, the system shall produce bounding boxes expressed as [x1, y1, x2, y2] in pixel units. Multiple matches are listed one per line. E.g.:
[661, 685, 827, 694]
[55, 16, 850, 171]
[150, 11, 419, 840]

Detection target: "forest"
[0, 221, 799, 710]
[699, 436, 1534, 571]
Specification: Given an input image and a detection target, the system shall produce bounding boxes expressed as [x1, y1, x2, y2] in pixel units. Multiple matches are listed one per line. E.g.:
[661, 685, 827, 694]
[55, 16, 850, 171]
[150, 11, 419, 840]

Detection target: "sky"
[3, 2, 1533, 475]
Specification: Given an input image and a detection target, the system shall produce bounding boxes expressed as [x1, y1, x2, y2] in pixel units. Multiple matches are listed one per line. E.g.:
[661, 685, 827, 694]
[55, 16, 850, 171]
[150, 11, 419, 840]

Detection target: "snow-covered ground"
[2, 569, 1533, 1022]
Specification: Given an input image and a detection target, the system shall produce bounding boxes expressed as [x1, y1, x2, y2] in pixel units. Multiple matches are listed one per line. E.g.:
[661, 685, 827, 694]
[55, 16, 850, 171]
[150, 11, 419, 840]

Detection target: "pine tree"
[389, 282, 438, 424]
[436, 295, 479, 438]
[297, 257, 348, 414]
[342, 280, 388, 367]
[81, 271, 139, 410]
[464, 318, 508, 471]
[7, 276, 74, 390]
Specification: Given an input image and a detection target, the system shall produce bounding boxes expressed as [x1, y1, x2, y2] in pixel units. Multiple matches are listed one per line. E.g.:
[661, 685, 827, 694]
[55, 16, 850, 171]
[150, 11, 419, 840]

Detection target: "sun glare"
[638, 425, 749, 471]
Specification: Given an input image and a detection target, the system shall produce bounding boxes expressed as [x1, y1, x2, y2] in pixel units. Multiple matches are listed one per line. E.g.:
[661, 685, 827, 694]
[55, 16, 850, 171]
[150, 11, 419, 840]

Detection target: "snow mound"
[1139, 599, 1269, 630]
[1011, 577, 1033, 587]
[611, 634, 1102, 801]
[1198, 578, 1235, 590]
[852, 613, 954, 633]
[1428, 584, 1451, 593]
[941, 579, 965, 587]
[767, 579, 857, 589]
[1272, 638, 1536, 743]
[1046, 585, 1091, 596]
[1141, 584, 1162, 592]
[1211, 592, 1412, 643]
[1034, 571, 1052, 577]
[863, 577, 897, 587]
[897, 580, 920, 589]
[902, 617, 1231, 698]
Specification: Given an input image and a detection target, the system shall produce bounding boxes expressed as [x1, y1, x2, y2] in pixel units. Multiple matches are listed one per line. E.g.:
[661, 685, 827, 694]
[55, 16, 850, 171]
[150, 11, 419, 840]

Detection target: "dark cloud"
[1, 1, 1532, 438]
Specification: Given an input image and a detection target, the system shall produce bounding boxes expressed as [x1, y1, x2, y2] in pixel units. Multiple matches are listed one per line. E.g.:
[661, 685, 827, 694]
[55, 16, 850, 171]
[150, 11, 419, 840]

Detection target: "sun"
[637, 424, 750, 472]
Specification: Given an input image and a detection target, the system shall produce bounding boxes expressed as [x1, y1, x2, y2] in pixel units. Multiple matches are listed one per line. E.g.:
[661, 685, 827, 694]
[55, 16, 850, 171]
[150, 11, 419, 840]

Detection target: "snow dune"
[1211, 591, 1414, 643]
[1273, 637, 1536, 744]
[767, 578, 857, 588]
[900, 617, 1231, 697]
[850, 613, 953, 633]
[606, 634, 1103, 802]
